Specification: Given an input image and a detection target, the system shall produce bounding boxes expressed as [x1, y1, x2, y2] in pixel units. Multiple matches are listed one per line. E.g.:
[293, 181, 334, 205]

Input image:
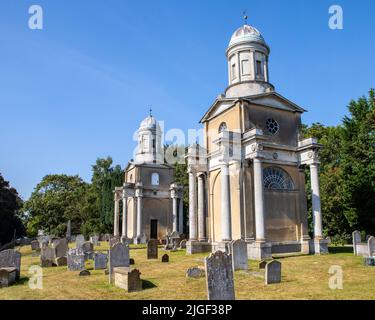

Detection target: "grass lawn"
[0, 243, 374, 300]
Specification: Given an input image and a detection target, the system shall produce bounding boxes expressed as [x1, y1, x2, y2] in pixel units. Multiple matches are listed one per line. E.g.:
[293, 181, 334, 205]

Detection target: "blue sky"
[1, 0, 374, 200]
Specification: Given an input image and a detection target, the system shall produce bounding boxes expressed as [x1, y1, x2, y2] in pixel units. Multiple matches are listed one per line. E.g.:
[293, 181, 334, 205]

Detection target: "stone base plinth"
[186, 240, 212, 254]
[301, 238, 311, 255]
[310, 239, 330, 255]
[211, 241, 230, 254]
[247, 241, 272, 260]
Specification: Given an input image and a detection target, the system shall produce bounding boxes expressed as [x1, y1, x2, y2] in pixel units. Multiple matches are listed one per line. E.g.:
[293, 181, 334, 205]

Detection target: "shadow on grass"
[15, 276, 30, 286]
[328, 246, 353, 254]
[142, 279, 157, 290]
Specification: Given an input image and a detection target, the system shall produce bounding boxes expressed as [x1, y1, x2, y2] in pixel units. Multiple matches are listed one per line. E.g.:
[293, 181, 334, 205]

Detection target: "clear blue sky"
[1, 0, 374, 200]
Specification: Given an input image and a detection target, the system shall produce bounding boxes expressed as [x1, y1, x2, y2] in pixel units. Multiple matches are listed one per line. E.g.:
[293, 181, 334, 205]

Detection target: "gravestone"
[265, 260, 282, 285]
[94, 252, 108, 270]
[0, 267, 17, 288]
[82, 242, 94, 260]
[113, 267, 142, 292]
[90, 235, 99, 246]
[161, 254, 169, 263]
[109, 236, 120, 247]
[363, 256, 375, 266]
[38, 236, 49, 248]
[230, 239, 248, 271]
[56, 256, 67, 267]
[352, 230, 361, 244]
[204, 251, 235, 300]
[179, 239, 187, 249]
[53, 238, 68, 258]
[40, 247, 56, 268]
[259, 260, 268, 269]
[76, 235, 85, 250]
[67, 249, 85, 271]
[368, 236, 375, 257]
[147, 239, 158, 259]
[186, 266, 205, 278]
[109, 243, 129, 283]
[0, 250, 21, 280]
[31, 240, 39, 251]
[79, 269, 91, 276]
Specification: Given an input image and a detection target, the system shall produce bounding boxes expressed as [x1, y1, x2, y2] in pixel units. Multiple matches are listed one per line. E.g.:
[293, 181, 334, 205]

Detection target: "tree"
[91, 157, 123, 233]
[23, 174, 88, 237]
[0, 173, 25, 245]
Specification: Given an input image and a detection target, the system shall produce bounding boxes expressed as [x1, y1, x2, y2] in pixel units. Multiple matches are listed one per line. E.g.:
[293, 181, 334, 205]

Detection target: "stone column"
[310, 163, 323, 239]
[172, 193, 178, 233]
[135, 188, 143, 239]
[221, 162, 232, 241]
[253, 158, 265, 241]
[122, 196, 127, 238]
[178, 195, 184, 234]
[197, 173, 206, 241]
[113, 195, 120, 237]
[188, 169, 197, 240]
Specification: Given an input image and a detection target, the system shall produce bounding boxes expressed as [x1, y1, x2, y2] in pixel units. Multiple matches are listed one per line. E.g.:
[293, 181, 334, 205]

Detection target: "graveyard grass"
[1, 244, 374, 300]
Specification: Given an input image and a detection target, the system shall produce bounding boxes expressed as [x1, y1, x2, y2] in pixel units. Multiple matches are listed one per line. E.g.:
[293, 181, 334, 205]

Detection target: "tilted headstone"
[265, 260, 282, 285]
[147, 239, 158, 259]
[31, 240, 39, 251]
[76, 235, 85, 250]
[204, 251, 235, 300]
[186, 266, 205, 278]
[0, 249, 21, 280]
[368, 236, 375, 257]
[94, 252, 108, 270]
[53, 238, 68, 258]
[67, 249, 85, 271]
[179, 239, 187, 249]
[230, 239, 248, 271]
[161, 254, 169, 263]
[109, 243, 129, 283]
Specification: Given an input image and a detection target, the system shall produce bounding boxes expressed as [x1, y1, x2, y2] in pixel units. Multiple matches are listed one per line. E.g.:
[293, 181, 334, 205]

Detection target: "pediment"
[246, 92, 306, 113]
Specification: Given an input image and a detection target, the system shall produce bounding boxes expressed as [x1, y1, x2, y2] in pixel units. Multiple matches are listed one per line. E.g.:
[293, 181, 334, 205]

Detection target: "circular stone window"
[266, 118, 279, 135]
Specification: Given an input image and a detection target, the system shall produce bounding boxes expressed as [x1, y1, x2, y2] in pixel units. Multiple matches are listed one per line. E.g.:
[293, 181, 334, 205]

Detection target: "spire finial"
[243, 10, 248, 25]
[149, 107, 152, 117]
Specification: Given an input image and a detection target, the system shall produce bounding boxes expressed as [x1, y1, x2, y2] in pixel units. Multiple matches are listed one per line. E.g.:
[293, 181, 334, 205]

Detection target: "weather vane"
[243, 10, 248, 25]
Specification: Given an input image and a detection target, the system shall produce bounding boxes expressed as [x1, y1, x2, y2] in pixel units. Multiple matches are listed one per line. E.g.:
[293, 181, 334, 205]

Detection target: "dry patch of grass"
[0, 244, 374, 300]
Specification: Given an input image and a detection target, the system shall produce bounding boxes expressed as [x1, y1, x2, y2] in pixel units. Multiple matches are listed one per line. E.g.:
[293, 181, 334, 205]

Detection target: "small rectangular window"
[231, 63, 236, 80]
[142, 135, 149, 153]
[256, 60, 263, 76]
[241, 59, 250, 76]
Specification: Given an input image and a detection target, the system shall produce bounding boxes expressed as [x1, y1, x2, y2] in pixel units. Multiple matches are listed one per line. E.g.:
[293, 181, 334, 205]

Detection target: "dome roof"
[229, 24, 266, 47]
[139, 116, 161, 131]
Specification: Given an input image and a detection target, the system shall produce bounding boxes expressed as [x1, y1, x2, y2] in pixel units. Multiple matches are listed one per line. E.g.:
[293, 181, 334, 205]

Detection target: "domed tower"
[225, 22, 274, 98]
[135, 114, 163, 164]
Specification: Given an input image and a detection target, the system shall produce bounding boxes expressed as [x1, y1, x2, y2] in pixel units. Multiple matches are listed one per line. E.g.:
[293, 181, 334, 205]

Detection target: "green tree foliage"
[91, 157, 123, 233]
[304, 89, 375, 242]
[0, 173, 25, 245]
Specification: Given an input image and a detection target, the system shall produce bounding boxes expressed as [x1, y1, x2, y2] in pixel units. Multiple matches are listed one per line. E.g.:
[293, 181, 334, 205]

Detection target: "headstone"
[40, 247, 56, 268]
[259, 260, 268, 269]
[368, 236, 375, 257]
[31, 240, 39, 251]
[363, 256, 375, 266]
[0, 267, 17, 288]
[90, 235, 99, 246]
[113, 267, 142, 292]
[179, 239, 187, 249]
[66, 220, 71, 241]
[0, 250, 21, 280]
[147, 239, 158, 259]
[76, 235, 85, 250]
[67, 249, 85, 271]
[230, 239, 248, 271]
[204, 251, 235, 300]
[109, 243, 129, 282]
[94, 252, 108, 270]
[82, 242, 94, 260]
[353, 230, 361, 244]
[79, 269, 91, 276]
[53, 238, 68, 258]
[56, 256, 67, 267]
[109, 236, 120, 247]
[38, 236, 49, 248]
[186, 266, 205, 278]
[161, 254, 169, 263]
[265, 260, 282, 285]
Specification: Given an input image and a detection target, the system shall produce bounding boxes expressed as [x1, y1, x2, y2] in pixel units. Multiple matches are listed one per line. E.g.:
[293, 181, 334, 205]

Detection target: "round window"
[266, 118, 279, 135]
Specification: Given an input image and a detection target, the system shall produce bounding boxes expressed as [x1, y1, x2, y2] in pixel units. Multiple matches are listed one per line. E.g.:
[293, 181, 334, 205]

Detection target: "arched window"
[151, 173, 160, 186]
[263, 167, 294, 190]
[219, 122, 227, 133]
